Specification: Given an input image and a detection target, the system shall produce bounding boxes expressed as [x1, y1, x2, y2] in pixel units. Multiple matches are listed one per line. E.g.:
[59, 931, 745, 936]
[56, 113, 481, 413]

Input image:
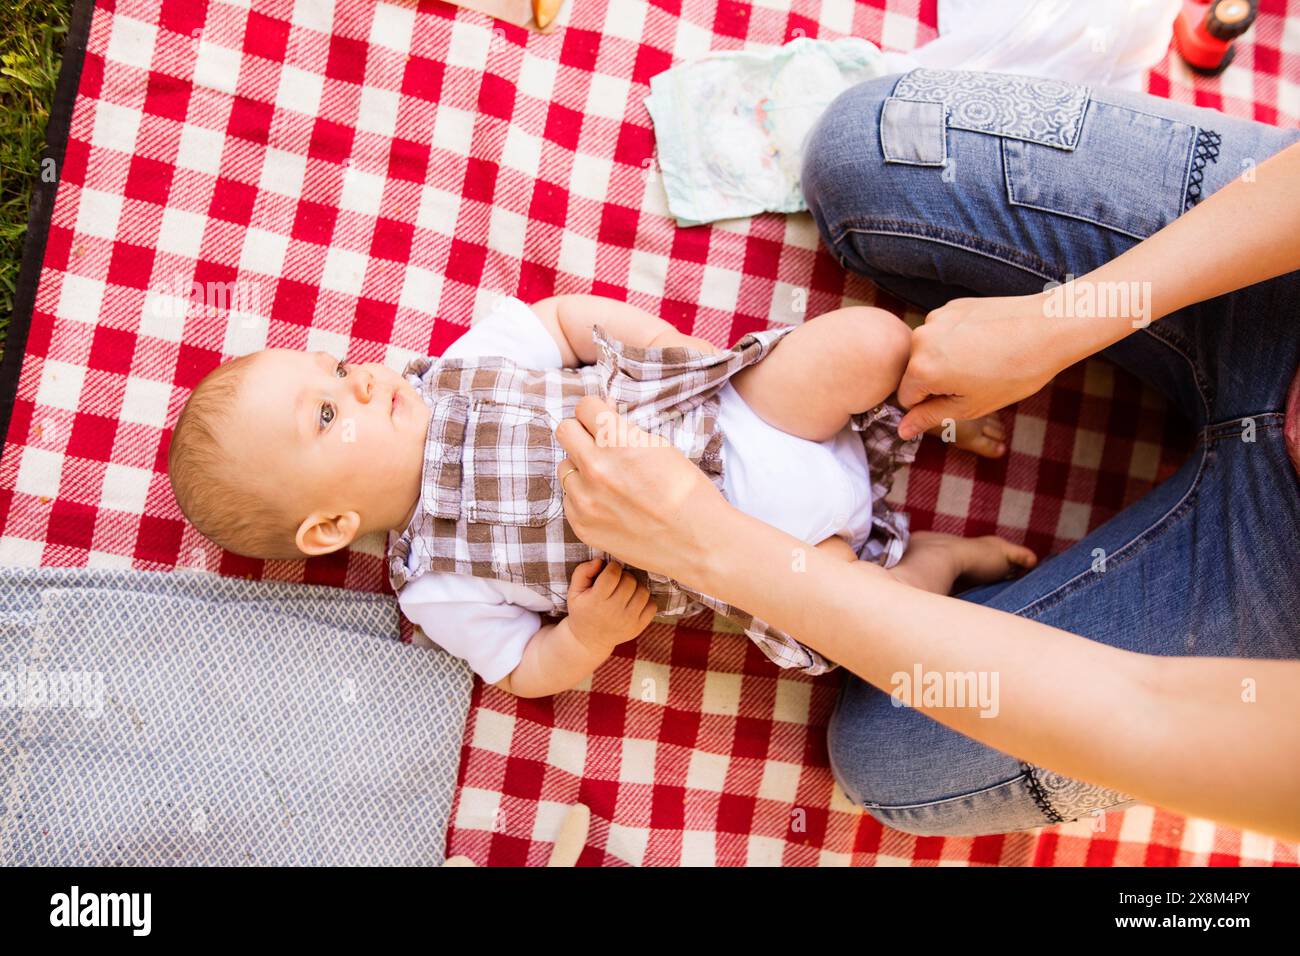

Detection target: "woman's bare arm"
[529, 294, 720, 367]
[556, 397, 1300, 840]
[688, 511, 1300, 840]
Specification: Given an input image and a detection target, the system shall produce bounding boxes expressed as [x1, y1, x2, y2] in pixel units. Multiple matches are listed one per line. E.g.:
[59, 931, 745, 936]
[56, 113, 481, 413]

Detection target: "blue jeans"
[802, 70, 1300, 836]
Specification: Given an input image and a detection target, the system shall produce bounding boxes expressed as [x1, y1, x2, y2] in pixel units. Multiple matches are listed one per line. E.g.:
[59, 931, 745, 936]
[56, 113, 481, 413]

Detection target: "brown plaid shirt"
[388, 325, 918, 675]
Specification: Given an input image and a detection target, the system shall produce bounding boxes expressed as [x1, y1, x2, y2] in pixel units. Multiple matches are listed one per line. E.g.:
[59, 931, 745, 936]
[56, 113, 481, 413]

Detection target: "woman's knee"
[826, 673, 1003, 808]
[802, 75, 896, 182]
[828, 674, 1136, 836]
[799, 71, 1017, 286]
[827, 674, 1042, 833]
[800, 75, 897, 250]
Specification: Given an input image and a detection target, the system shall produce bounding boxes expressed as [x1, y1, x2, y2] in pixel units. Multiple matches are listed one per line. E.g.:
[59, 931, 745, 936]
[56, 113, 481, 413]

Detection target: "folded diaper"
[645, 2, 1182, 228]
[645, 37, 888, 227]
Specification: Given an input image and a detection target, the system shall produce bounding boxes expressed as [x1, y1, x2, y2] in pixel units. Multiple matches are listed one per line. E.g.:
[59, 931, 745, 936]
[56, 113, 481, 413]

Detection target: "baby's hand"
[565, 557, 657, 650]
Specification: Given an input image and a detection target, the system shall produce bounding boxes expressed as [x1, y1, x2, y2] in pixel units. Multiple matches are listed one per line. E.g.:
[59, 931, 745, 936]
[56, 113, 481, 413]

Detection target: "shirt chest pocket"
[881, 69, 1196, 241]
[462, 399, 563, 527]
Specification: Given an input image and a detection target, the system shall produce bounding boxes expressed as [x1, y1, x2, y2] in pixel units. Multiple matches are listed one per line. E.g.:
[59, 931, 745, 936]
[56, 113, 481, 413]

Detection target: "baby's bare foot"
[926, 415, 1007, 458]
[886, 530, 1036, 594]
[952, 533, 1037, 585]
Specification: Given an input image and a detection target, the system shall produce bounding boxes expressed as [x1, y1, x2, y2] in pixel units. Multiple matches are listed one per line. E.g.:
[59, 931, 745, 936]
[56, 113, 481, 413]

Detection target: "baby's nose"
[353, 368, 374, 402]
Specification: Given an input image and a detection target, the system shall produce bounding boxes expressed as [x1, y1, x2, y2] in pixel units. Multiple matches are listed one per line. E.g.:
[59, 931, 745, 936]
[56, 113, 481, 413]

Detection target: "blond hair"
[167, 355, 304, 560]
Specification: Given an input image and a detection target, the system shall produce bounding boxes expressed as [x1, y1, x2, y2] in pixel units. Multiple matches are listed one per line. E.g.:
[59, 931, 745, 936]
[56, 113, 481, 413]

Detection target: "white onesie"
[396, 296, 876, 682]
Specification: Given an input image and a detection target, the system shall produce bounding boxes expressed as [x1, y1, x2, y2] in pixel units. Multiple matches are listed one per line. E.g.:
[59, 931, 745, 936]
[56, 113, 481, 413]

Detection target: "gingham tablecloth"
[2, 0, 1297, 866]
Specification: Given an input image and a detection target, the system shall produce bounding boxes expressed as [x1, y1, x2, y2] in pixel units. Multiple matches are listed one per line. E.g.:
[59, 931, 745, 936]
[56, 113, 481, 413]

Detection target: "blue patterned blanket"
[0, 568, 472, 865]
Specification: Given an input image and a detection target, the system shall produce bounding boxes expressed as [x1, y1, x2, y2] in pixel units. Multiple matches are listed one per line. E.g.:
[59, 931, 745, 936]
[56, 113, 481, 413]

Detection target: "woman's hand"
[899, 138, 1300, 443]
[896, 291, 1068, 439]
[555, 396, 737, 580]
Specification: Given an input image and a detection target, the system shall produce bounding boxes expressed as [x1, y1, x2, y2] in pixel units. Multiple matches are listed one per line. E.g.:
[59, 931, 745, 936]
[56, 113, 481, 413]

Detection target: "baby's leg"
[733, 305, 1009, 456]
[731, 307, 910, 443]
[815, 531, 1036, 596]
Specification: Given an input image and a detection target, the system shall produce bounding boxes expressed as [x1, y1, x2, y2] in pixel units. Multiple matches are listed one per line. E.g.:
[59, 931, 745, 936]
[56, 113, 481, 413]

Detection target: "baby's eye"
[319, 402, 336, 429]
[335, 361, 348, 378]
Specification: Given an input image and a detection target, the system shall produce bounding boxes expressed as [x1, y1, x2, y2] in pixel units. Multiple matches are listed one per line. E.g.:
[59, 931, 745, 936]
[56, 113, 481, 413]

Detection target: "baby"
[168, 295, 1034, 697]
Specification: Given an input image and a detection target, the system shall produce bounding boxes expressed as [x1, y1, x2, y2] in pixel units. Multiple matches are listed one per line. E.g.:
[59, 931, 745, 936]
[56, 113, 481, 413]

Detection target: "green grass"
[0, 0, 73, 359]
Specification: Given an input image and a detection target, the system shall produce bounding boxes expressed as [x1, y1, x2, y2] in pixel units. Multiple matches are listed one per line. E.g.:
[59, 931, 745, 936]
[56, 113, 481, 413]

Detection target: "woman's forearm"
[556, 395, 1300, 837]
[1051, 137, 1300, 366]
[684, 509, 1300, 838]
[683, 509, 1149, 768]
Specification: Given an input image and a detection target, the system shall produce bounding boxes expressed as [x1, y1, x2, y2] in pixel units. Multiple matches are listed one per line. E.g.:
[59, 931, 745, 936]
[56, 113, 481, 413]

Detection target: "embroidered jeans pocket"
[878, 70, 1196, 241]
[893, 68, 1090, 147]
[880, 68, 1091, 170]
[462, 400, 562, 527]
[1003, 99, 1196, 240]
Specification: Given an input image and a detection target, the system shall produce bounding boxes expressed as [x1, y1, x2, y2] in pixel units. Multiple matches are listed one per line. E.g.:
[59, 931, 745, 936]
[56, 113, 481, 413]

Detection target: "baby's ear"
[295, 510, 361, 556]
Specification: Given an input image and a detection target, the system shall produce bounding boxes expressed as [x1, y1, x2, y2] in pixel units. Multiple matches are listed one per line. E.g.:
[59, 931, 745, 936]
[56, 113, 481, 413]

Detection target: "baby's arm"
[529, 294, 720, 367]
[495, 557, 657, 698]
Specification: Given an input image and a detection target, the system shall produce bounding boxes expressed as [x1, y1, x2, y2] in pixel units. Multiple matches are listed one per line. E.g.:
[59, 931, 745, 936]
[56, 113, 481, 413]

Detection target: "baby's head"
[168, 349, 432, 560]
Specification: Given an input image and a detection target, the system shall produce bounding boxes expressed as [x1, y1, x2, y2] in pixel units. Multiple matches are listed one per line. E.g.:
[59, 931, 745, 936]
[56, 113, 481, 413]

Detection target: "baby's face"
[227, 349, 433, 539]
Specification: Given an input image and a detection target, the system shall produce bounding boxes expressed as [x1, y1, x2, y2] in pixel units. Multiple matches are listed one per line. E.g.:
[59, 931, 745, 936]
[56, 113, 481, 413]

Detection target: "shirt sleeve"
[397, 571, 549, 685]
[439, 295, 565, 368]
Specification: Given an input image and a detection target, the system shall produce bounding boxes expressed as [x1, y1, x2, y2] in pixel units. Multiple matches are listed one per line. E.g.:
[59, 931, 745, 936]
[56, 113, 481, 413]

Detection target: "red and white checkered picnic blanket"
[3, 0, 1297, 866]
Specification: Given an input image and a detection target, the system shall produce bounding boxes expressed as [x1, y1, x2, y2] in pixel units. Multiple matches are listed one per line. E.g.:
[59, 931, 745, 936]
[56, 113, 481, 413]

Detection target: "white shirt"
[397, 296, 875, 683]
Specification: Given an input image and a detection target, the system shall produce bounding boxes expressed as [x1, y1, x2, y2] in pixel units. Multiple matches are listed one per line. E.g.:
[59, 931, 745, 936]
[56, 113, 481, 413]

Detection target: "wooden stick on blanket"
[442, 803, 591, 867]
[532, 0, 563, 29]
[545, 803, 590, 867]
[439, 0, 566, 32]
